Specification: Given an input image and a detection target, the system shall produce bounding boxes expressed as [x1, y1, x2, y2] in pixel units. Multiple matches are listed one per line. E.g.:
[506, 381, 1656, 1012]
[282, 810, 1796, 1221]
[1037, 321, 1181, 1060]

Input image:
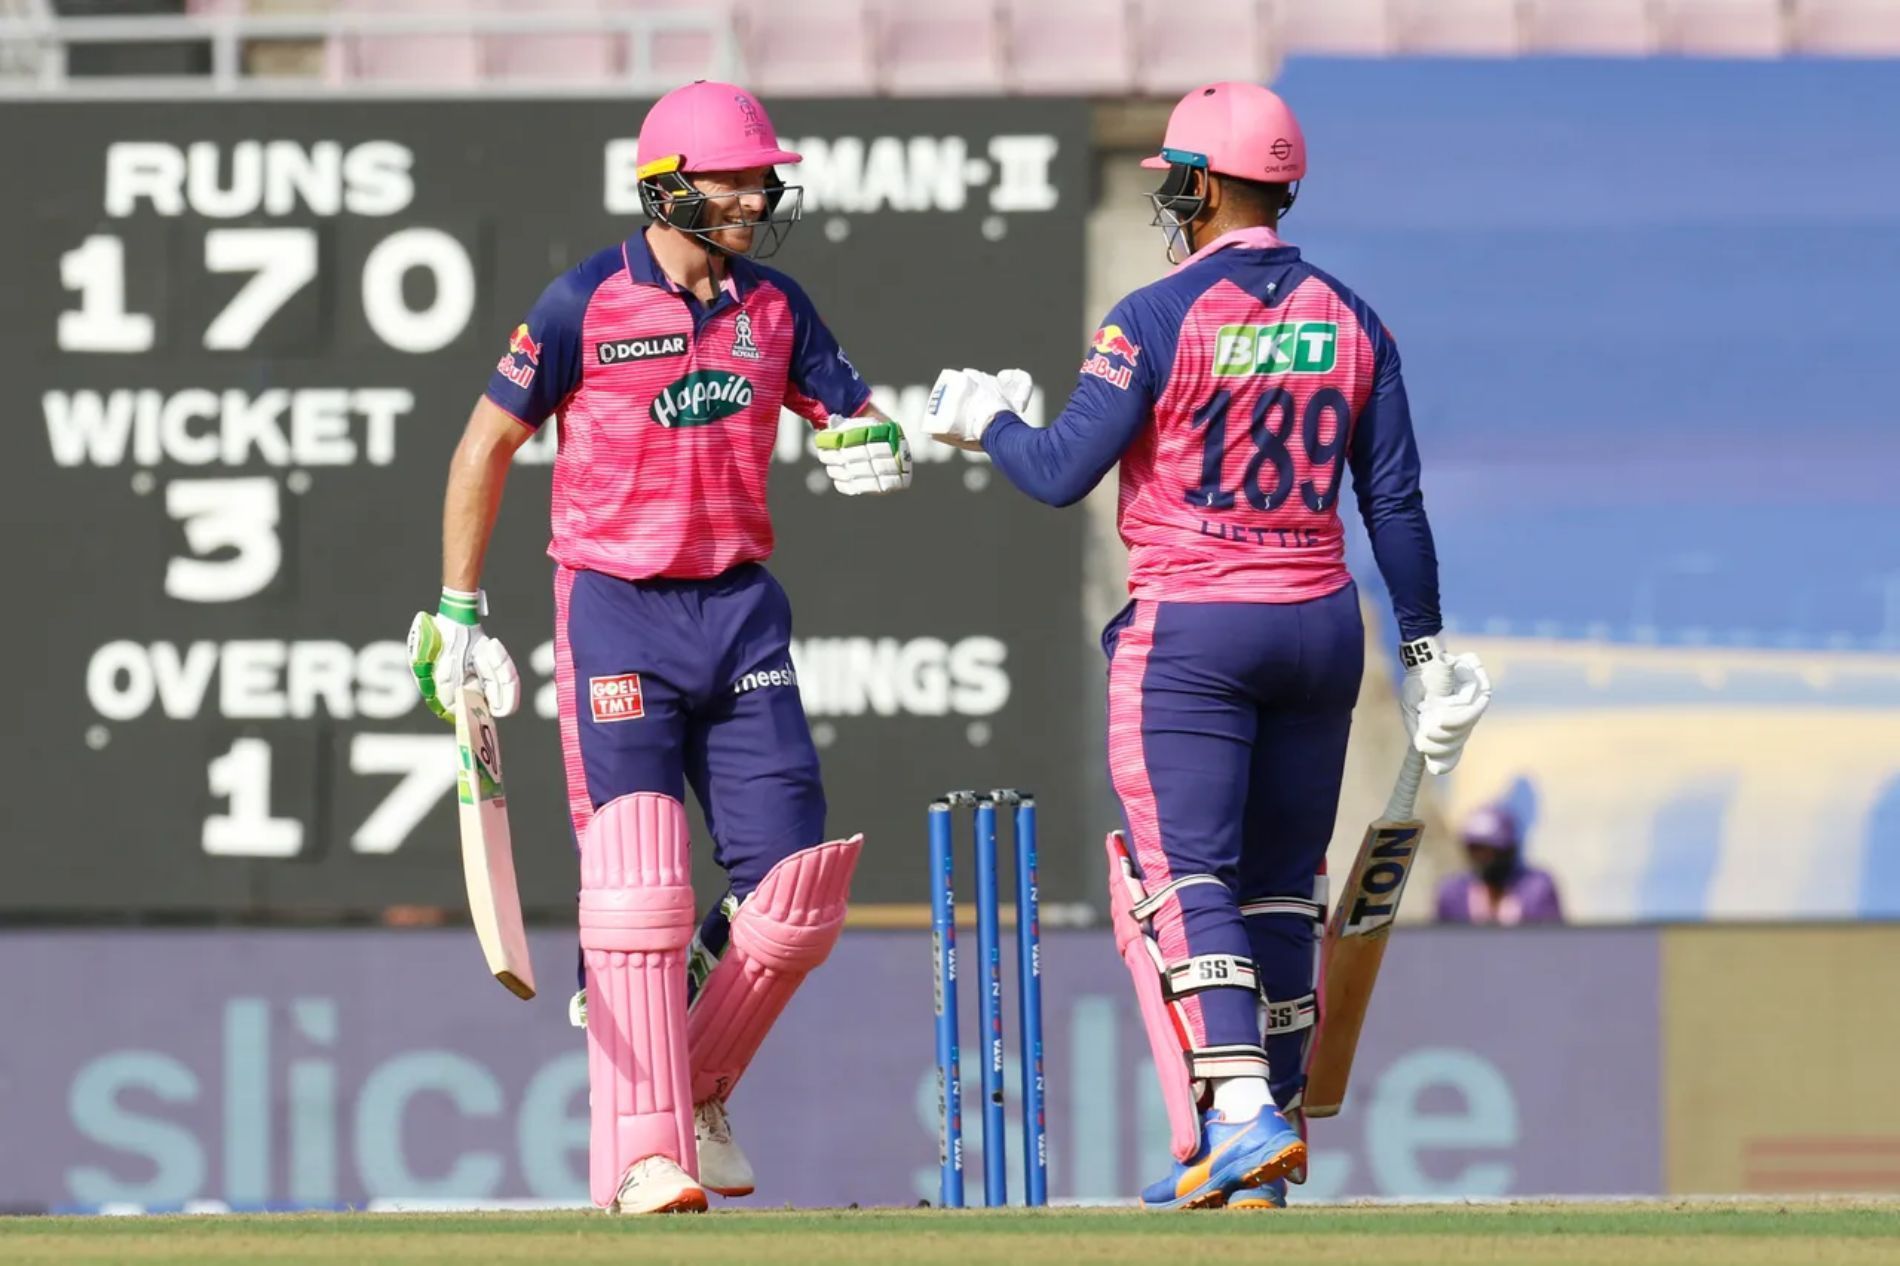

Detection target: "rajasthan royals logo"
[734, 93, 767, 140]
[731, 310, 762, 361]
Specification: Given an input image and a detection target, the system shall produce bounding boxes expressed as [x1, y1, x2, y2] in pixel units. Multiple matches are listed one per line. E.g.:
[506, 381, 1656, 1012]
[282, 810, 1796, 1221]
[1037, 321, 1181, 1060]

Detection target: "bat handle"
[1384, 747, 1427, 822]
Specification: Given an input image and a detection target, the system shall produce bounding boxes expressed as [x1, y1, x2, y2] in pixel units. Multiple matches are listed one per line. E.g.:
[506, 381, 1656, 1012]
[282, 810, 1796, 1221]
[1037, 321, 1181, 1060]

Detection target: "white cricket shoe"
[694, 1099, 756, 1198]
[612, 1155, 708, 1215]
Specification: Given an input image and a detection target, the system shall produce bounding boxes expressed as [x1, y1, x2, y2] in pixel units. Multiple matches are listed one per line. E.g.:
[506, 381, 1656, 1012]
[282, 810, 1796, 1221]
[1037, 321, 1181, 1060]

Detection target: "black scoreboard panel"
[0, 98, 1098, 918]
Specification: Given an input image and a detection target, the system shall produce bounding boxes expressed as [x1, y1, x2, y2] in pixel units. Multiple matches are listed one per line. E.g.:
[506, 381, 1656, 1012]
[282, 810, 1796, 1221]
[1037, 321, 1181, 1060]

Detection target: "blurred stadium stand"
[1290, 54, 1900, 918]
[6, 0, 1900, 94]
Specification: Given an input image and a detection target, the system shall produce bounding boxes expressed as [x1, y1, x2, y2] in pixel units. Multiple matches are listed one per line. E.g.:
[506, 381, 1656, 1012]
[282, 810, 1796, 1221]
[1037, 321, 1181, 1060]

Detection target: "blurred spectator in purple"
[1435, 803, 1564, 925]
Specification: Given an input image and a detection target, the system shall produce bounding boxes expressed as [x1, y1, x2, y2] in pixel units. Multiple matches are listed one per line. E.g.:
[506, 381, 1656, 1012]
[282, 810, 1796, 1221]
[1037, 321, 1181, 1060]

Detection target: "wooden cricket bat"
[455, 679, 536, 1000]
[1303, 747, 1427, 1118]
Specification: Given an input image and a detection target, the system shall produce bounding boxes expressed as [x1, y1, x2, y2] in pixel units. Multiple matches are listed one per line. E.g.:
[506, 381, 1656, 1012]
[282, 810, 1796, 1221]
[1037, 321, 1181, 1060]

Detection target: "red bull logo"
[496, 323, 540, 389]
[1091, 324, 1141, 364]
[507, 323, 542, 365]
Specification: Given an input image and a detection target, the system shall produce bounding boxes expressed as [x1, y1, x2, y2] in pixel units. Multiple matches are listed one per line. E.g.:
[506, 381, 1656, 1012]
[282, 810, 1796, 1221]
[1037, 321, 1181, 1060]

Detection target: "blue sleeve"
[772, 271, 872, 421]
[484, 267, 591, 429]
[980, 296, 1162, 508]
[1348, 327, 1443, 641]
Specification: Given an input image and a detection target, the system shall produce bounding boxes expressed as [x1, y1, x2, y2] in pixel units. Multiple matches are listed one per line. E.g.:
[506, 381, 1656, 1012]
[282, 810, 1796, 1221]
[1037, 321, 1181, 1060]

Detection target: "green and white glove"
[814, 417, 912, 495]
[407, 587, 521, 722]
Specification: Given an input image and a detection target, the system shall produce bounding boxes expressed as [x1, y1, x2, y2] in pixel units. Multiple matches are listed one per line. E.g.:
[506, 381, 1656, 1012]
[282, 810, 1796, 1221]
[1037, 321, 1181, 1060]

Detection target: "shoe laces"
[696, 1100, 731, 1144]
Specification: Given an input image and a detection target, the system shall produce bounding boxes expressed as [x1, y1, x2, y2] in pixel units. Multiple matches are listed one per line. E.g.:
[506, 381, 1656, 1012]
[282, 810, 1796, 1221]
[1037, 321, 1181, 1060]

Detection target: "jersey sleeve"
[774, 274, 872, 424]
[981, 294, 1164, 507]
[1347, 324, 1443, 641]
[483, 269, 589, 429]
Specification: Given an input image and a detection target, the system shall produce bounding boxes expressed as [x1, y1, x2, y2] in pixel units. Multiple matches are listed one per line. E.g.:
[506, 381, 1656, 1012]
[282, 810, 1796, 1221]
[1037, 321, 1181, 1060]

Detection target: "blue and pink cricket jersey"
[985, 226, 1444, 1104]
[484, 229, 868, 925]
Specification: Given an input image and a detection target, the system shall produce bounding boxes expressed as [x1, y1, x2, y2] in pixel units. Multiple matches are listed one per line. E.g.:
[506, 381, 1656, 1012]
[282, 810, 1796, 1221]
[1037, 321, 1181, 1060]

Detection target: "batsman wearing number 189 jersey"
[925, 81, 1493, 1209]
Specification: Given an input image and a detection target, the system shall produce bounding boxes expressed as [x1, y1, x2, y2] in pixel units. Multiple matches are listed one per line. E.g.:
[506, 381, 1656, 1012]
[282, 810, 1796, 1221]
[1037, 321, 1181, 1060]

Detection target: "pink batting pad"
[687, 836, 863, 1105]
[1106, 830, 1204, 1163]
[579, 792, 699, 1207]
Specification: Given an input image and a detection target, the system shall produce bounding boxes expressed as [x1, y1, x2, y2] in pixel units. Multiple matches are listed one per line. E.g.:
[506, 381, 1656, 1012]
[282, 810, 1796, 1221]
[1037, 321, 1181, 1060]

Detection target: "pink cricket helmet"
[636, 80, 802, 175]
[1141, 81, 1306, 184]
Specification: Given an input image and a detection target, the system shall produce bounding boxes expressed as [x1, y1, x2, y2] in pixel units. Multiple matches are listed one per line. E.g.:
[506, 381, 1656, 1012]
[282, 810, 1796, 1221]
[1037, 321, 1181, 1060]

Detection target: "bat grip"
[1385, 747, 1427, 822]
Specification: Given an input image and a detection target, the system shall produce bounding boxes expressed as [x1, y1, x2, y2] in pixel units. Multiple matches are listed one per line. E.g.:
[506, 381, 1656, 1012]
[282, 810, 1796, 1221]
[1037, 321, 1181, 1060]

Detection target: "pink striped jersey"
[485, 230, 871, 581]
[982, 227, 1441, 640]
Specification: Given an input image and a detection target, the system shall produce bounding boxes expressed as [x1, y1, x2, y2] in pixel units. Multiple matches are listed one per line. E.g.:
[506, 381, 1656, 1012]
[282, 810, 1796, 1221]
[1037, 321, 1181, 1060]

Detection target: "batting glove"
[1398, 634, 1492, 775]
[407, 587, 521, 722]
[923, 367, 1033, 452]
[815, 417, 912, 495]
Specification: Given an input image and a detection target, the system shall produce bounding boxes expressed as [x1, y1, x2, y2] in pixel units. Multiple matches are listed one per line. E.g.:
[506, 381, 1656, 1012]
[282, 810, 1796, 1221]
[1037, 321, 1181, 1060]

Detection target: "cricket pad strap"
[1239, 885, 1328, 924]
[686, 836, 863, 1105]
[1244, 872, 1328, 1185]
[1243, 881, 1323, 1040]
[579, 792, 698, 1206]
[1106, 830, 1206, 1163]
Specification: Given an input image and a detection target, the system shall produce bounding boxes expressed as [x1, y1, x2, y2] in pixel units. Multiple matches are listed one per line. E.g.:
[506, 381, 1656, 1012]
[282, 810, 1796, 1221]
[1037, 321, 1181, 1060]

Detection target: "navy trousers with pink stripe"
[553, 563, 826, 989]
[1104, 584, 1362, 1106]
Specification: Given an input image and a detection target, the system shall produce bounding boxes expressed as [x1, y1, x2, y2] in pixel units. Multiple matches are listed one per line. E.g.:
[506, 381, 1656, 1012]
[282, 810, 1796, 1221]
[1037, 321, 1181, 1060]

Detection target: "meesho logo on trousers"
[650, 371, 754, 428]
[1214, 322, 1338, 376]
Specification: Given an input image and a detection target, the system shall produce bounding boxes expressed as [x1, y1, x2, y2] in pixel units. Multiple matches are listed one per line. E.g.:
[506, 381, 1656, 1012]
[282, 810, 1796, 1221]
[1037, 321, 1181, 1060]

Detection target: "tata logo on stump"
[650, 371, 754, 428]
[1214, 322, 1339, 376]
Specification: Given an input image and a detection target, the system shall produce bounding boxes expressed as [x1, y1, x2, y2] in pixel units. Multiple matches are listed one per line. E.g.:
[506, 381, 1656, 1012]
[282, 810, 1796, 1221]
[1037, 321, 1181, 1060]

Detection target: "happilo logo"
[1214, 322, 1339, 376]
[650, 370, 754, 428]
[589, 672, 645, 722]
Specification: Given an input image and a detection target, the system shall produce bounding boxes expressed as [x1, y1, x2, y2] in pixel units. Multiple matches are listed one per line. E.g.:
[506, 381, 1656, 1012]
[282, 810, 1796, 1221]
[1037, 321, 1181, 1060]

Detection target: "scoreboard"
[0, 98, 1095, 918]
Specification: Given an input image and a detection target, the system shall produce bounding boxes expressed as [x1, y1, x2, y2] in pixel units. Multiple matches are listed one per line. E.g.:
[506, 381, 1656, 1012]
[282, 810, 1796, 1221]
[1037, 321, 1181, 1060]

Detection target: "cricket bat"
[455, 678, 536, 1000]
[1303, 747, 1427, 1118]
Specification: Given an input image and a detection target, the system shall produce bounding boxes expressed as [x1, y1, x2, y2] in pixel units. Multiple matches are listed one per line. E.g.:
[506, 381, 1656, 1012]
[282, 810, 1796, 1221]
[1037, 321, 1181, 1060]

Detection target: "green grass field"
[3, 1202, 1897, 1266]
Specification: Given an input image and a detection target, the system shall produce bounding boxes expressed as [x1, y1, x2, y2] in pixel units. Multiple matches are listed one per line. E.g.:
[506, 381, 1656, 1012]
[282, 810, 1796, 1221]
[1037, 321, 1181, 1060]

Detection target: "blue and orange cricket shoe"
[1139, 1107, 1306, 1211]
[1227, 1178, 1288, 1210]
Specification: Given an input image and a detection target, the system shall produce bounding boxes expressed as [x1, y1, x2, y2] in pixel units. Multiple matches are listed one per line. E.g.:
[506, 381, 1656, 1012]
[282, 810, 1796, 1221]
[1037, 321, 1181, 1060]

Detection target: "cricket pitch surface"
[4, 1198, 1896, 1265]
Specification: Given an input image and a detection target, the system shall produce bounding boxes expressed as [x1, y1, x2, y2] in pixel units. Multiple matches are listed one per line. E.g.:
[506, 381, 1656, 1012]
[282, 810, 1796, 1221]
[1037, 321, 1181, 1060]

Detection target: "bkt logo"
[1214, 322, 1338, 376]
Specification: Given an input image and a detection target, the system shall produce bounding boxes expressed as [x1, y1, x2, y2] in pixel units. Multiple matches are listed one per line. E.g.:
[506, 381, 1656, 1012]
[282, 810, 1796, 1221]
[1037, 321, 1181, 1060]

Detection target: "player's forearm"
[442, 414, 518, 591]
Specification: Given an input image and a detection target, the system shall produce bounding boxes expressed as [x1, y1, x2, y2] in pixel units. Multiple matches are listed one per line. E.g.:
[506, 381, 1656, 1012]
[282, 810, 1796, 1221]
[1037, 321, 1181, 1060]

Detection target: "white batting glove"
[814, 417, 912, 495]
[1398, 633, 1491, 775]
[923, 367, 1033, 452]
[406, 588, 522, 721]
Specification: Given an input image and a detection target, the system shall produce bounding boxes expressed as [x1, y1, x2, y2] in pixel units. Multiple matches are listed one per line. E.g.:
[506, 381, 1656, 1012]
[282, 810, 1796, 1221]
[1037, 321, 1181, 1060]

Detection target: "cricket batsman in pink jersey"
[406, 82, 913, 1214]
[927, 82, 1494, 1210]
